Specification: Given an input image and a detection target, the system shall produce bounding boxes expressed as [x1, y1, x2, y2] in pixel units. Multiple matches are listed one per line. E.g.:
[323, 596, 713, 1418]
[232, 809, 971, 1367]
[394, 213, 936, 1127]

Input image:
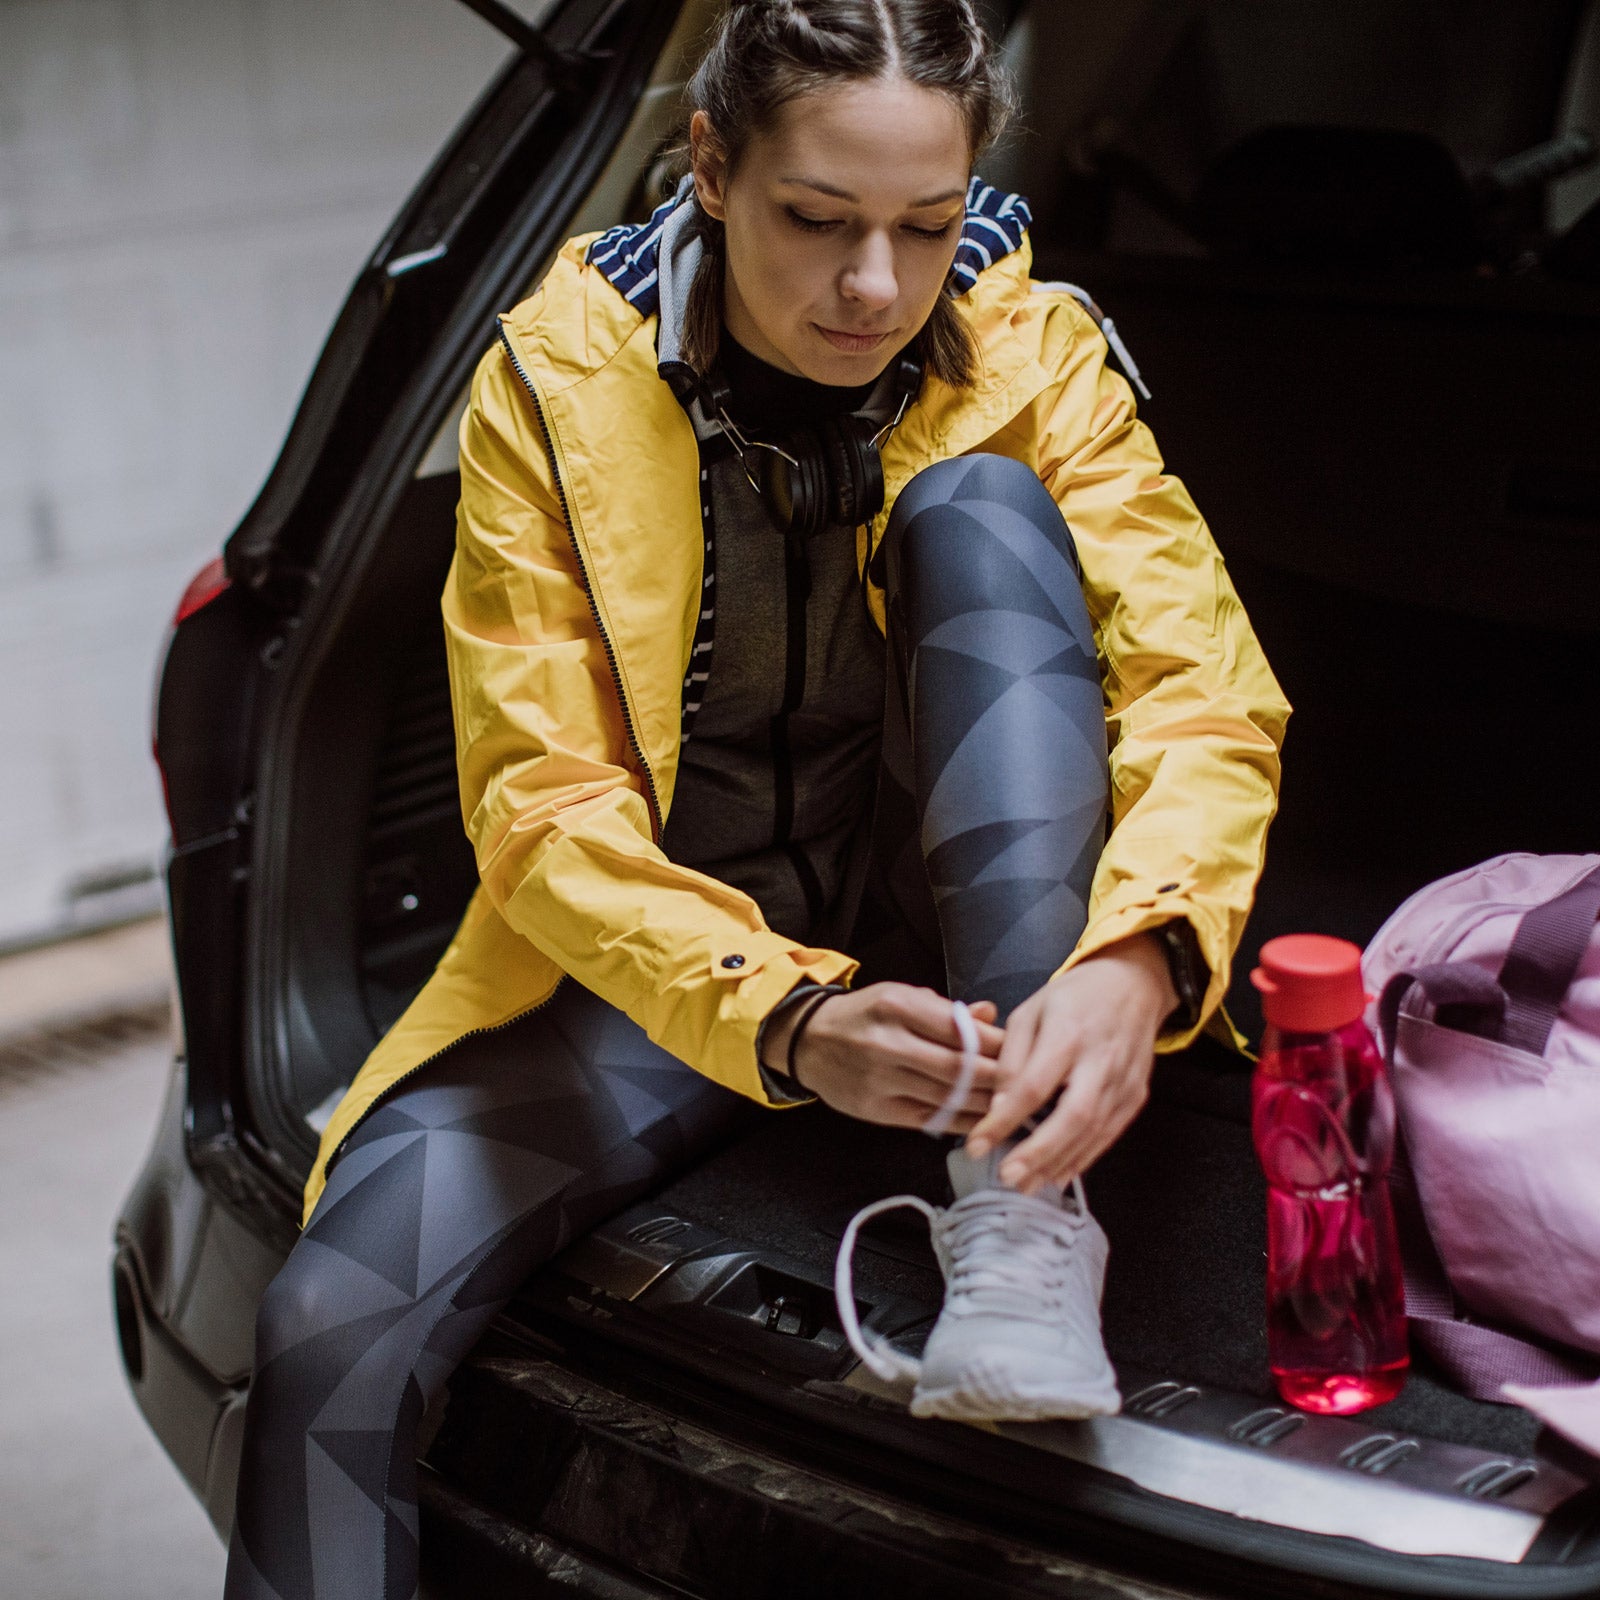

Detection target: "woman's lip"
[815, 324, 890, 352]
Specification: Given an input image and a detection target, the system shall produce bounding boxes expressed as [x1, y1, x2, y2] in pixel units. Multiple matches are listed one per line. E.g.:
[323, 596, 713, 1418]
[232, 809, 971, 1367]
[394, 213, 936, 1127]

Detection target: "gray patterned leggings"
[223, 453, 1109, 1599]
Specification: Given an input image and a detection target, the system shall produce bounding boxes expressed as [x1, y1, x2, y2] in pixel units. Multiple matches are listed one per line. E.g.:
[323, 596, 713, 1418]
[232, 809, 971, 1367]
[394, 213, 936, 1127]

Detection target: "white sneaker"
[835, 1162, 1121, 1423]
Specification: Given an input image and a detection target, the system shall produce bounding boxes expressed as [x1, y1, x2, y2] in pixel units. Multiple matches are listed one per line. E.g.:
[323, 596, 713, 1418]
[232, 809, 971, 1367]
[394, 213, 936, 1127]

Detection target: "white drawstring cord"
[1030, 280, 1154, 401]
[834, 1193, 940, 1384]
[921, 998, 980, 1139]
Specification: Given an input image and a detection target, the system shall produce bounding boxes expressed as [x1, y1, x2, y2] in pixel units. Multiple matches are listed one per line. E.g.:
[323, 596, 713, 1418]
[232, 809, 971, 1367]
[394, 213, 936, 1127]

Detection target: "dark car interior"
[233, 0, 1600, 1586]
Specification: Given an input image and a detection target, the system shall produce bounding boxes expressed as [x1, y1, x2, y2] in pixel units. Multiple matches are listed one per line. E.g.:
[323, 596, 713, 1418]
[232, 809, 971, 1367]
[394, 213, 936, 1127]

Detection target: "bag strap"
[1376, 964, 1505, 1065]
[1378, 964, 1600, 1399]
[1499, 862, 1600, 1053]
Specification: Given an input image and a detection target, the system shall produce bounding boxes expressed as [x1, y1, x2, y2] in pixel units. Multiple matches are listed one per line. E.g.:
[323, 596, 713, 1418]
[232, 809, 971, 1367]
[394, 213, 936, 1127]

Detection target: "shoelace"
[937, 1188, 1091, 1318]
[919, 999, 981, 1139]
[835, 1194, 943, 1384]
[835, 1179, 1092, 1385]
[831, 999, 981, 1382]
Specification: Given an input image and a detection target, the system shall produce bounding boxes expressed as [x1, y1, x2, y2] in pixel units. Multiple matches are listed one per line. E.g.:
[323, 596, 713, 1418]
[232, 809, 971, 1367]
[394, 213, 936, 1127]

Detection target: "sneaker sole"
[909, 1377, 1121, 1423]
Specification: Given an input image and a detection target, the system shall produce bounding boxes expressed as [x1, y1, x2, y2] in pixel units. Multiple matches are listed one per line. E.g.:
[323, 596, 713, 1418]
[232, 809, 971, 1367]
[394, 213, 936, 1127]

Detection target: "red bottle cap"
[1250, 934, 1368, 1032]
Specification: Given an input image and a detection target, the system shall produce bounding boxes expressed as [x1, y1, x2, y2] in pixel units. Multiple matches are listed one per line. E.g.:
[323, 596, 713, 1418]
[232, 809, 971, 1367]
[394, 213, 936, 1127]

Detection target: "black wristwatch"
[1154, 918, 1206, 1032]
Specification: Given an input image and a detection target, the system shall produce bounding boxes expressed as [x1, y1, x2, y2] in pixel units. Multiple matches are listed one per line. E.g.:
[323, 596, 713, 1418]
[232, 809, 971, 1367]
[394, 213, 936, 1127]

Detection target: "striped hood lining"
[584, 173, 1033, 340]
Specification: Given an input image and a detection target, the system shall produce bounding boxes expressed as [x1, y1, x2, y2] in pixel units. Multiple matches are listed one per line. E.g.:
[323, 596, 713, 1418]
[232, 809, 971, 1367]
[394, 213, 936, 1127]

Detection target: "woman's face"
[691, 77, 970, 384]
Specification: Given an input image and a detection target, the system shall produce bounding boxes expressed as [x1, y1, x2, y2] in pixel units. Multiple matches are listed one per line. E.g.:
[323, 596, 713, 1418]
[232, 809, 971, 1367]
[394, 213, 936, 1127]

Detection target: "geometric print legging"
[223, 452, 1110, 1598]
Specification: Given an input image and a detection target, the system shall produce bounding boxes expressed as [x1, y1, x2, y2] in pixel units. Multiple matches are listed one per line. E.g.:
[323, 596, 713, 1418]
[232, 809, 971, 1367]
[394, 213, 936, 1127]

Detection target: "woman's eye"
[785, 209, 838, 234]
[782, 209, 956, 240]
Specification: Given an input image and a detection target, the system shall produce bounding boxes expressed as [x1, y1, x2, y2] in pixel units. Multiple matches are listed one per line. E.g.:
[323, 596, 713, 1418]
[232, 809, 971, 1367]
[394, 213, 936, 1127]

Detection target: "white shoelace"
[832, 999, 982, 1382]
[919, 998, 981, 1139]
[935, 1186, 1091, 1321]
[835, 1193, 944, 1384]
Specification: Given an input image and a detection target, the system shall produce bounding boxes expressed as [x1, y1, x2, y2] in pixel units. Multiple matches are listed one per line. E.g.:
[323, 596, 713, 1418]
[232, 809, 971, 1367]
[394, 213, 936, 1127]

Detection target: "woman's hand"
[964, 933, 1178, 1192]
[763, 984, 1004, 1133]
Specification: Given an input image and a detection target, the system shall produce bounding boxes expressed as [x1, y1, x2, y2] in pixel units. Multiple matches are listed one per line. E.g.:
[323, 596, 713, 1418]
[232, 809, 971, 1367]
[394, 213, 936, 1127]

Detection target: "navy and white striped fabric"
[947, 180, 1032, 292]
[585, 176, 1031, 313]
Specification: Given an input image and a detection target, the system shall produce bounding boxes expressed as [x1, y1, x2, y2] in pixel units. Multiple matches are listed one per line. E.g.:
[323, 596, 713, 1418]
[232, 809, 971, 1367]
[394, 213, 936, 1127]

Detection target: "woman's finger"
[1052, 1043, 1154, 1182]
[1000, 1061, 1106, 1187]
[967, 1001, 1065, 1156]
[1004, 1055, 1144, 1191]
[993, 998, 1038, 1092]
[879, 1096, 988, 1135]
[881, 986, 1005, 1057]
[892, 1070, 994, 1121]
[875, 1031, 1003, 1093]
[1047, 1080, 1148, 1188]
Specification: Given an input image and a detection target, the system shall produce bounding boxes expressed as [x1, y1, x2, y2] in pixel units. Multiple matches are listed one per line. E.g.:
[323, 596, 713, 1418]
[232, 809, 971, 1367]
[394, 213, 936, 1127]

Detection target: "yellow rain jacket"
[304, 225, 1290, 1222]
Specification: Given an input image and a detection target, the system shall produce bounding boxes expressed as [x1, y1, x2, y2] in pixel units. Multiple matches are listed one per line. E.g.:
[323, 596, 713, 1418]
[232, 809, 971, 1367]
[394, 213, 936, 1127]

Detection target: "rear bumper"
[422, 1342, 1203, 1600]
[419, 1472, 723, 1599]
[111, 1243, 246, 1539]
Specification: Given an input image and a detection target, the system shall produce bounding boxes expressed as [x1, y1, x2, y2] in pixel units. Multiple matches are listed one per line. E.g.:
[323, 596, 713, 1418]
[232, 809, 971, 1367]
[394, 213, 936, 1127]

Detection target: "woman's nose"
[840, 232, 898, 309]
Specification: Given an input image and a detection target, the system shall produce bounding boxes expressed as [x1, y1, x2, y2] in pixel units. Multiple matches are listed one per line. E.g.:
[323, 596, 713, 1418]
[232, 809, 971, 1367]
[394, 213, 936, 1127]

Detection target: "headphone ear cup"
[760, 444, 799, 535]
[847, 413, 885, 525]
[820, 418, 855, 527]
[788, 428, 827, 540]
[822, 415, 883, 528]
[760, 416, 886, 538]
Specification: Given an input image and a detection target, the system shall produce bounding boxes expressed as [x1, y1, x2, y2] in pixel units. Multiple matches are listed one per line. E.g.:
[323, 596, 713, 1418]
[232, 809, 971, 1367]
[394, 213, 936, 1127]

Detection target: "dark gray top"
[660, 335, 886, 945]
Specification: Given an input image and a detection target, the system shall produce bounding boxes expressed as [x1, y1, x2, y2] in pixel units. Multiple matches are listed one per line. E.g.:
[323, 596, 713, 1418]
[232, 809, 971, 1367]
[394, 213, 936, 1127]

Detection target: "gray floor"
[0, 1028, 225, 1600]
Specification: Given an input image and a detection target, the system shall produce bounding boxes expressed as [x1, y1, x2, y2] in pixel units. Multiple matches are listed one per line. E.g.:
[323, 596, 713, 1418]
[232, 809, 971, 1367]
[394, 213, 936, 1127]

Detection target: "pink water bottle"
[1250, 935, 1409, 1414]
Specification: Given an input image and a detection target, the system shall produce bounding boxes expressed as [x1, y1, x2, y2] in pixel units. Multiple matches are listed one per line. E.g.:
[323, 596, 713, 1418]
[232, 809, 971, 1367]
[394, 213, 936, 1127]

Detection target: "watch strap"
[1155, 918, 1207, 1032]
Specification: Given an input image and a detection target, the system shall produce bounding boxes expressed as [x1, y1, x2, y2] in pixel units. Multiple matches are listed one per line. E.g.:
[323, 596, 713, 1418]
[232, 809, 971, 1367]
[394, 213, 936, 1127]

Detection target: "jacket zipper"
[324, 980, 567, 1177]
[773, 528, 826, 931]
[496, 319, 664, 839]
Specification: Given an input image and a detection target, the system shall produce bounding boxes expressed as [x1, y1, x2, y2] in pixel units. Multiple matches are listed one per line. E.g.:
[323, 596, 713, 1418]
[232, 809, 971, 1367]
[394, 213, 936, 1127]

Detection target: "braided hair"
[677, 0, 1017, 385]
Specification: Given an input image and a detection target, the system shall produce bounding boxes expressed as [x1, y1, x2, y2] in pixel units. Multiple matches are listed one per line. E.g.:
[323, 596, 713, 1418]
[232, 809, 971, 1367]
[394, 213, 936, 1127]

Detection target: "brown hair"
[676, 0, 1016, 386]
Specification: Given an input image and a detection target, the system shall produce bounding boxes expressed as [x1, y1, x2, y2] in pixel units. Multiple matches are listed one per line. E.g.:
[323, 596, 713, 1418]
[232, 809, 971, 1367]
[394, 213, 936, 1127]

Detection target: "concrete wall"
[0, 0, 512, 947]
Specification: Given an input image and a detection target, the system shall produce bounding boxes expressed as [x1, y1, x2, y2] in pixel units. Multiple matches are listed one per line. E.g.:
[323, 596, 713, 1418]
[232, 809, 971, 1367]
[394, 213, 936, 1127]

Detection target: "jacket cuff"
[704, 942, 858, 1107]
[754, 981, 827, 1106]
[1055, 888, 1235, 1052]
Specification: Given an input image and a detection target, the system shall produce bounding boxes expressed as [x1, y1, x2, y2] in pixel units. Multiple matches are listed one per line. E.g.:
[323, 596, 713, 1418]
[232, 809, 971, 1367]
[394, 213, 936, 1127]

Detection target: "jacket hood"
[584, 174, 1033, 403]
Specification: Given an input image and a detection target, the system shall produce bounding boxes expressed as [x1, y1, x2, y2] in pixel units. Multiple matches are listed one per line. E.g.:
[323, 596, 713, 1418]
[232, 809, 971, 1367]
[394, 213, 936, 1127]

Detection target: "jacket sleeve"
[1026, 298, 1291, 1045]
[444, 340, 855, 1102]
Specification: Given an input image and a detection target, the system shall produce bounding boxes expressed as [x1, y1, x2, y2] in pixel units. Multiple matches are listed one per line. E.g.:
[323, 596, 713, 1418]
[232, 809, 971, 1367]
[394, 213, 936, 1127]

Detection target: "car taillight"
[173, 554, 231, 626]
[154, 554, 234, 829]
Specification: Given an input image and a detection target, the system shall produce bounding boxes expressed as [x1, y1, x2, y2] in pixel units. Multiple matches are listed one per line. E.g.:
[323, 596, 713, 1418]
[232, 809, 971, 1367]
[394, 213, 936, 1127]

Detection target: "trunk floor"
[651, 1049, 1545, 1460]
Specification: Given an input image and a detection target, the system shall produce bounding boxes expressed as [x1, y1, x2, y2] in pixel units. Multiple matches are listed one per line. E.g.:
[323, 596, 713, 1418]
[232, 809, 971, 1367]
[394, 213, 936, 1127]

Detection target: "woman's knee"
[893, 450, 1074, 539]
[885, 453, 1089, 641]
[251, 1242, 382, 1377]
[888, 453, 1081, 584]
[898, 449, 1054, 513]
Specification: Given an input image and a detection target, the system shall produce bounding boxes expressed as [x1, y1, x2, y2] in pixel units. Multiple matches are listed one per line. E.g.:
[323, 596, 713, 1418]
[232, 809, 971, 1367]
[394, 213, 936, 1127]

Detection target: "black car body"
[116, 2, 1600, 1594]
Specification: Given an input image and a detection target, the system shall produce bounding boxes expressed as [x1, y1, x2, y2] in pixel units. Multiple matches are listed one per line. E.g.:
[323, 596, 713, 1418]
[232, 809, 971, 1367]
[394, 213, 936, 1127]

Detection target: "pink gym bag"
[1361, 852, 1600, 1457]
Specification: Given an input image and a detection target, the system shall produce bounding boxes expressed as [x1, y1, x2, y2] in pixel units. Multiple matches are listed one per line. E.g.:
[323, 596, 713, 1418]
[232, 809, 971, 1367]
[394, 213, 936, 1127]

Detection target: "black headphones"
[699, 350, 924, 540]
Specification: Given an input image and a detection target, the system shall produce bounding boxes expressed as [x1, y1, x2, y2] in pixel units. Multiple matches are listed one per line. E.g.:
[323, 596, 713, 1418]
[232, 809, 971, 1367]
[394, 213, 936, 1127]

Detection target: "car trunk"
[252, 437, 1600, 1598]
[232, 1, 1600, 1590]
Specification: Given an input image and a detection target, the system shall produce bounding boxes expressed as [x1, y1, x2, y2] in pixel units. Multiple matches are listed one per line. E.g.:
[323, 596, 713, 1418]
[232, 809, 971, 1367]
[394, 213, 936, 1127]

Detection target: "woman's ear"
[689, 109, 730, 222]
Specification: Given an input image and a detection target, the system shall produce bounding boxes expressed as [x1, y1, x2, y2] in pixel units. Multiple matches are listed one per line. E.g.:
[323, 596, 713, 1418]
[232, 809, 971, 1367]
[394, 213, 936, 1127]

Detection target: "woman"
[225, 3, 1288, 1595]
